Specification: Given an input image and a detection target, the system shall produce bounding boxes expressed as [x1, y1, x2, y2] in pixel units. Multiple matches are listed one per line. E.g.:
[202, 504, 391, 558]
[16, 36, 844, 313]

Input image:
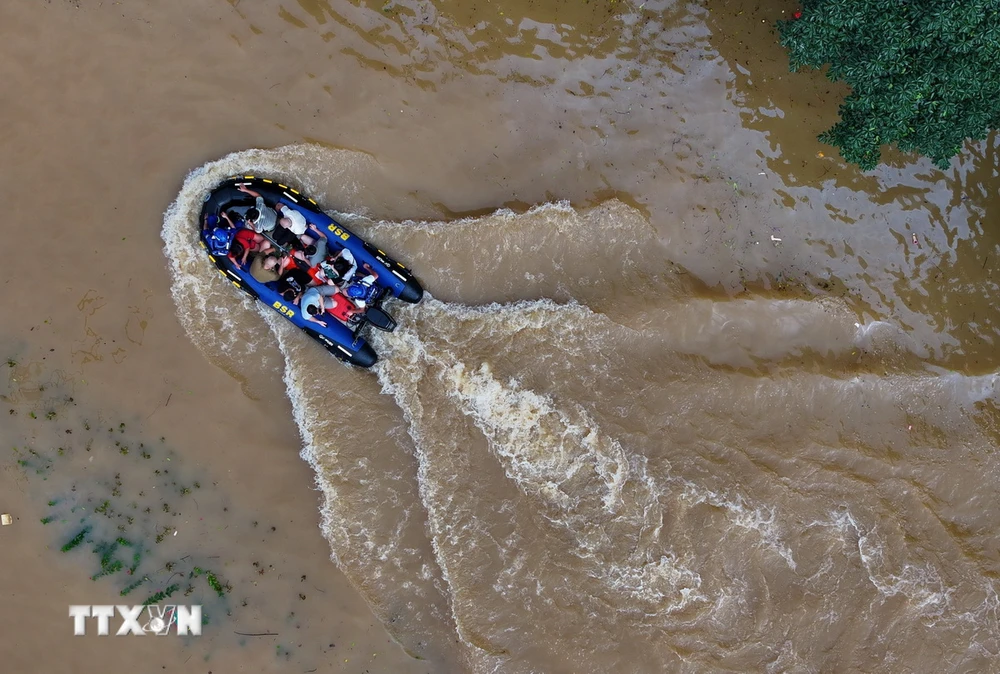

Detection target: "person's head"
[262, 255, 279, 271]
[304, 244, 317, 256]
[281, 289, 296, 302]
[320, 261, 338, 280]
[306, 304, 320, 316]
[245, 207, 260, 224]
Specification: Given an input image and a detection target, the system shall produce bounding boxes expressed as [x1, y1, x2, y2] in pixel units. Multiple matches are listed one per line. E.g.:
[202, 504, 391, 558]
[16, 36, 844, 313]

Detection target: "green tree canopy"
[777, 0, 1000, 170]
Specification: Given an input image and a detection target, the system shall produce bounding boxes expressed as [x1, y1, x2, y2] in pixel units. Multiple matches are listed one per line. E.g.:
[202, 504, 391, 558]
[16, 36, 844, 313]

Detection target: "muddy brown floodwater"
[2, 0, 1000, 672]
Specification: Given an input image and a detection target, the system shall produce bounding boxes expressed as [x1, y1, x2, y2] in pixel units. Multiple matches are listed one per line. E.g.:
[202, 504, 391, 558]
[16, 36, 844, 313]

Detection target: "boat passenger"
[312, 261, 336, 286]
[231, 228, 272, 266]
[277, 267, 314, 304]
[306, 250, 354, 287]
[220, 210, 242, 228]
[304, 223, 328, 265]
[237, 184, 279, 235]
[271, 252, 304, 278]
[202, 213, 238, 256]
[282, 205, 308, 234]
[250, 254, 281, 283]
[342, 264, 379, 308]
[315, 248, 358, 285]
[274, 206, 317, 249]
[237, 184, 317, 250]
[334, 248, 358, 282]
[301, 285, 362, 328]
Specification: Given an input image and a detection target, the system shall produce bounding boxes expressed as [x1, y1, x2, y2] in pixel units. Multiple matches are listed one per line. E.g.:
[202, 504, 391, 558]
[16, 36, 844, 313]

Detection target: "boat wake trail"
[163, 145, 1000, 673]
[367, 297, 1000, 672]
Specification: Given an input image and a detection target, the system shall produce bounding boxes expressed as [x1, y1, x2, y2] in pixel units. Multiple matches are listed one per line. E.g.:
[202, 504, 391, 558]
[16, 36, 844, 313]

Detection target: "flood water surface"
[3, 1, 1000, 673]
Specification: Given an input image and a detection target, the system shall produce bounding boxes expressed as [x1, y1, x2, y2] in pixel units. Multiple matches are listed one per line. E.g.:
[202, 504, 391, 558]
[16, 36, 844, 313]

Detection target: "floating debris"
[1, 513, 12, 526]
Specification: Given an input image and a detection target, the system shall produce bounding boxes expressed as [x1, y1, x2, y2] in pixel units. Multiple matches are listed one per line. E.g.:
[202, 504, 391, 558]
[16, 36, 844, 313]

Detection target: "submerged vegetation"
[778, 0, 1000, 170]
[2, 354, 333, 666]
[2, 363, 234, 621]
[24, 439, 232, 610]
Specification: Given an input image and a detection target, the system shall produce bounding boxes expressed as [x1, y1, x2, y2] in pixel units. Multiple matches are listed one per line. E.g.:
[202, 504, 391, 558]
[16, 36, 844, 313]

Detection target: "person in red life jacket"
[301, 284, 362, 327]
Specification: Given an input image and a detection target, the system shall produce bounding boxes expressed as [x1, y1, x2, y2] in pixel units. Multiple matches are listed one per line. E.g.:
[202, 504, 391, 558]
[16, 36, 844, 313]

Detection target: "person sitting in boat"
[221, 209, 244, 228]
[274, 205, 320, 250]
[237, 184, 317, 249]
[301, 284, 362, 328]
[342, 263, 379, 309]
[237, 184, 279, 236]
[250, 253, 282, 283]
[277, 266, 314, 305]
[254, 248, 311, 282]
[201, 209, 267, 268]
[231, 226, 273, 266]
[303, 223, 328, 266]
[310, 247, 358, 286]
[334, 248, 358, 282]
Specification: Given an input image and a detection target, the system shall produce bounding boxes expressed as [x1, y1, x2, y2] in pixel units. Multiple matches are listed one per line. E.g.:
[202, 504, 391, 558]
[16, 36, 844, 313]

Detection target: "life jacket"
[345, 281, 375, 302]
[326, 292, 355, 322]
[206, 226, 235, 256]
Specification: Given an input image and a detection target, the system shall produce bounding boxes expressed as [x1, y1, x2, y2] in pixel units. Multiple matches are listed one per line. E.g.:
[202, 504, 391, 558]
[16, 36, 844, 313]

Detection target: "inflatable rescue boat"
[198, 176, 423, 367]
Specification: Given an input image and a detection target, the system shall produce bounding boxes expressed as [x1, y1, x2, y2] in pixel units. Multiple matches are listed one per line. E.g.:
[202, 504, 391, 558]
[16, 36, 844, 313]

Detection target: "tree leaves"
[777, 0, 1000, 170]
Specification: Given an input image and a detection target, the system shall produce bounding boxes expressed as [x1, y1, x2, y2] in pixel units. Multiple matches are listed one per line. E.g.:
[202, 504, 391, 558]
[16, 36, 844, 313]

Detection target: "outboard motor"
[363, 306, 397, 332]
